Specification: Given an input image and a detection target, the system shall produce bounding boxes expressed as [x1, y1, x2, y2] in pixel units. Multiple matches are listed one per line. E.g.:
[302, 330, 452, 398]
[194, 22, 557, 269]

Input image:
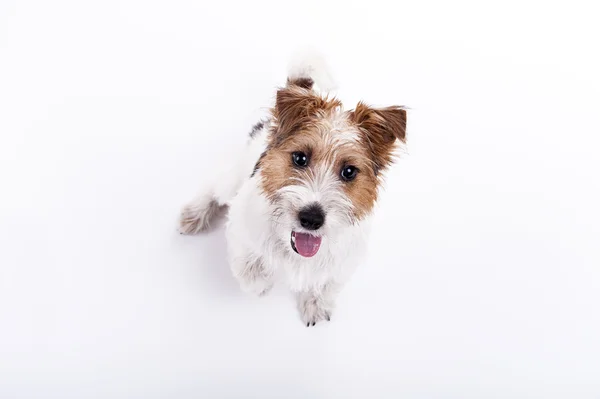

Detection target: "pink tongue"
[294, 232, 322, 257]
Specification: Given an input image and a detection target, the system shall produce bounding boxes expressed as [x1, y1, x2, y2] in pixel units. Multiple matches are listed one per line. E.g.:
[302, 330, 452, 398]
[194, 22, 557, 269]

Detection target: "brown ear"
[275, 87, 318, 139]
[274, 86, 338, 140]
[350, 102, 407, 171]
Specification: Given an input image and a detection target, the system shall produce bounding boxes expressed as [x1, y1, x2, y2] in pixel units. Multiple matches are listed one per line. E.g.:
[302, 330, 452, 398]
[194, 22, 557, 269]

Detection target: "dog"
[179, 53, 407, 326]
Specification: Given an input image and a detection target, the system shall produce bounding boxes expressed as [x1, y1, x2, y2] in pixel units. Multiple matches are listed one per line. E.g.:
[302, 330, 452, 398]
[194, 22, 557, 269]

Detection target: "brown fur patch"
[272, 86, 342, 145]
[340, 161, 379, 219]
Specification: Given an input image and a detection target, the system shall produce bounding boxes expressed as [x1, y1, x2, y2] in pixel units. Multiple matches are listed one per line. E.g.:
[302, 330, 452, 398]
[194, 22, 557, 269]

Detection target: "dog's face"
[257, 85, 406, 258]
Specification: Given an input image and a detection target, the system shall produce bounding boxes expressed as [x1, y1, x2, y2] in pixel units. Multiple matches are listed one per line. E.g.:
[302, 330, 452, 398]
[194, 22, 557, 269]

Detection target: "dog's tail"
[286, 48, 337, 92]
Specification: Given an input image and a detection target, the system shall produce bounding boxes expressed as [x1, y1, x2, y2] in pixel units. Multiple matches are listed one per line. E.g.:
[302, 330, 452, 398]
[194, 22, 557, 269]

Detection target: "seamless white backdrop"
[1, 1, 599, 398]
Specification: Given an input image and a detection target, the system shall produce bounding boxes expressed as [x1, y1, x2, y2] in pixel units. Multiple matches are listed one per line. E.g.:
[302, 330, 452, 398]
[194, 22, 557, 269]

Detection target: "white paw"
[232, 256, 273, 297]
[298, 294, 332, 327]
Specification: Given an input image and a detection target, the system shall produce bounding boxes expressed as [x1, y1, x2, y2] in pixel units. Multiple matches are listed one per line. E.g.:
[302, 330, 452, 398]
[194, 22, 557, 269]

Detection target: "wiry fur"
[180, 51, 407, 326]
[180, 197, 225, 234]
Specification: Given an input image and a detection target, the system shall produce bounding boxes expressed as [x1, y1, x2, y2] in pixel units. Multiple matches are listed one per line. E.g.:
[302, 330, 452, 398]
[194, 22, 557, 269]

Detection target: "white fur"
[180, 59, 373, 326]
[287, 48, 337, 92]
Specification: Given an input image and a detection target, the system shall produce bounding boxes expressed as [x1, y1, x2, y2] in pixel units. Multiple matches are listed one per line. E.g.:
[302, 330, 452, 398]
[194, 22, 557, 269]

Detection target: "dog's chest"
[271, 231, 367, 292]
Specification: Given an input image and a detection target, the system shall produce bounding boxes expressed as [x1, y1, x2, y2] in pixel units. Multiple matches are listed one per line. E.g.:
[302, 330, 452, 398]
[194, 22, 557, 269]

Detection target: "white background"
[1, 0, 599, 398]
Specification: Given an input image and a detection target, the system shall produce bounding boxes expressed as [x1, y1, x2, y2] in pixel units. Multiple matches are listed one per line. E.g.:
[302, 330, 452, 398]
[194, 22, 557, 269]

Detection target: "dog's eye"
[340, 165, 358, 181]
[292, 152, 309, 167]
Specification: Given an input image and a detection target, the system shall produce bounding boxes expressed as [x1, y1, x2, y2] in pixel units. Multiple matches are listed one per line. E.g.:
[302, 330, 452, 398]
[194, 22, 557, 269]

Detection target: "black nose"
[298, 204, 325, 230]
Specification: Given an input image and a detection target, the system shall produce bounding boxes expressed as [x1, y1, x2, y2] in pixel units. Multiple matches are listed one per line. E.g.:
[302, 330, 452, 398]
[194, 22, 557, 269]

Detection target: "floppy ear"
[350, 102, 407, 171]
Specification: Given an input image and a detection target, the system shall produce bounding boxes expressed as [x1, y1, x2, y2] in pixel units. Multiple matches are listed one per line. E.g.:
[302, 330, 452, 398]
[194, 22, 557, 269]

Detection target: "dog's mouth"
[291, 231, 322, 258]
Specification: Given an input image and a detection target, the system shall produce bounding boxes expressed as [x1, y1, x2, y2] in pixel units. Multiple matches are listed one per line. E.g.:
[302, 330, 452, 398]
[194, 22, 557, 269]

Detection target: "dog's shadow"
[173, 212, 244, 300]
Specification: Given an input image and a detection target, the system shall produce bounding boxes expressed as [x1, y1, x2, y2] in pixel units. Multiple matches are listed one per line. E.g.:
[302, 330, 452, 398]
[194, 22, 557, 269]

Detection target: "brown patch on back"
[250, 150, 268, 178]
[248, 119, 265, 138]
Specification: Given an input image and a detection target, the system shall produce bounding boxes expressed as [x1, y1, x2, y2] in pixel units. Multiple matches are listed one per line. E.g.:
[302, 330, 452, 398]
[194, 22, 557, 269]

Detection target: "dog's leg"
[179, 160, 245, 235]
[230, 253, 274, 296]
[179, 195, 226, 235]
[297, 282, 341, 326]
[180, 116, 270, 235]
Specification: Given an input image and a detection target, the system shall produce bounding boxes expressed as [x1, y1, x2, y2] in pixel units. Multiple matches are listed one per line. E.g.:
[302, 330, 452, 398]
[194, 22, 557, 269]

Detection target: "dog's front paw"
[232, 256, 273, 297]
[298, 293, 332, 327]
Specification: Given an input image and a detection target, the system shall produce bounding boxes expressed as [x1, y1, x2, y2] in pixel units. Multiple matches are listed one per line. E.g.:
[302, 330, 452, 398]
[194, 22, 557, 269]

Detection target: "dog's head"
[257, 80, 406, 258]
